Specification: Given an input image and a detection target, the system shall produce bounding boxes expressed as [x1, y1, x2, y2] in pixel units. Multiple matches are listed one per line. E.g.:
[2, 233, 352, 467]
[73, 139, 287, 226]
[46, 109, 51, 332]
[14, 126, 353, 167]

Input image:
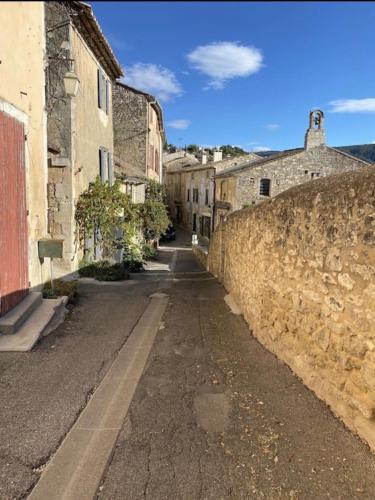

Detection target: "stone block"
[338, 273, 355, 291]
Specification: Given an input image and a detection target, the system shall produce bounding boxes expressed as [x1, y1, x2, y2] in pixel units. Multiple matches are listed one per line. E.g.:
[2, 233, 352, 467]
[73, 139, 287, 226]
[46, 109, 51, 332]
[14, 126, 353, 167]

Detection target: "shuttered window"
[99, 147, 113, 183]
[106, 80, 110, 114]
[108, 152, 113, 185]
[97, 68, 110, 115]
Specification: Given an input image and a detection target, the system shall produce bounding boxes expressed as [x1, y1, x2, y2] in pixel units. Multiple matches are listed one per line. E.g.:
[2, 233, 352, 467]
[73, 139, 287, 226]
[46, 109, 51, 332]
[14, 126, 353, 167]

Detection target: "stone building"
[113, 82, 165, 187]
[165, 151, 259, 241]
[214, 110, 371, 227]
[0, 1, 49, 316]
[45, 1, 123, 276]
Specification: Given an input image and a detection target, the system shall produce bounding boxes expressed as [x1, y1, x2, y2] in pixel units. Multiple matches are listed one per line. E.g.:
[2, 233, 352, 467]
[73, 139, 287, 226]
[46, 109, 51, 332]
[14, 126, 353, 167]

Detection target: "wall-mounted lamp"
[63, 59, 79, 97]
[63, 70, 79, 97]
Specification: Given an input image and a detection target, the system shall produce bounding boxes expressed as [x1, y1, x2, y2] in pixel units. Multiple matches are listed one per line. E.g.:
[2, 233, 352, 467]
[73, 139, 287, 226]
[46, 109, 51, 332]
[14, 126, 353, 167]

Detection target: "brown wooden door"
[0, 110, 29, 316]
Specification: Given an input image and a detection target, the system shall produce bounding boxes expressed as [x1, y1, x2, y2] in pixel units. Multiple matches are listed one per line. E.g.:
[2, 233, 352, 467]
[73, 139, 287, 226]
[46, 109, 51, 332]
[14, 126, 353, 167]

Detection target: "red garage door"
[0, 110, 29, 316]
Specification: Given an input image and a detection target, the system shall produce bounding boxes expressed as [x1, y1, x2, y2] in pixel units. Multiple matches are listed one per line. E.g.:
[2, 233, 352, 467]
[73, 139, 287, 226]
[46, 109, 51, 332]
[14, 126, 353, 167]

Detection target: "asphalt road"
[99, 233, 375, 500]
[1, 230, 375, 499]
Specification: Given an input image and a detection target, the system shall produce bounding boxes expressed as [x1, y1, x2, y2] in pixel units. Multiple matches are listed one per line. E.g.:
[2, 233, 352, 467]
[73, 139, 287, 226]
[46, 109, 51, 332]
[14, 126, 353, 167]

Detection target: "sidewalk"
[0, 278, 157, 499]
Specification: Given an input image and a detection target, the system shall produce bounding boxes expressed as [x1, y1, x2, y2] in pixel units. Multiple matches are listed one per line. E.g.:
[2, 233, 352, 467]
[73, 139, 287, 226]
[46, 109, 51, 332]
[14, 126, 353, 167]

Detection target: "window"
[97, 69, 110, 115]
[187, 189, 190, 202]
[99, 148, 113, 185]
[311, 172, 320, 179]
[193, 188, 199, 203]
[259, 178, 271, 196]
[304, 170, 309, 175]
[205, 189, 209, 205]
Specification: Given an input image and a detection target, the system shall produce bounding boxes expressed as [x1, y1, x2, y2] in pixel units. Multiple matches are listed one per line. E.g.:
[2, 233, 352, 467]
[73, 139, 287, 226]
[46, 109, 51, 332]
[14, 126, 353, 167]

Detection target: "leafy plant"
[79, 260, 128, 281]
[75, 177, 137, 256]
[43, 279, 78, 300]
[75, 178, 169, 272]
[142, 242, 157, 260]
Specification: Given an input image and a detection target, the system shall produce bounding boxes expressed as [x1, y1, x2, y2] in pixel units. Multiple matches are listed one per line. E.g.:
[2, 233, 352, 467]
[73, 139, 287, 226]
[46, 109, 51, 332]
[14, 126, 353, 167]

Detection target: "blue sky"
[92, 1, 375, 152]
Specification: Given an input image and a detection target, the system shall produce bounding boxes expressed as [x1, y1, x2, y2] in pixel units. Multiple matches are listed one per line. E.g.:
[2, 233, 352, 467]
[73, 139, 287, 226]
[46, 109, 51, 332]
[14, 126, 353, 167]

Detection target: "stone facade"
[45, 1, 122, 276]
[0, 2, 49, 290]
[208, 165, 375, 451]
[214, 111, 370, 227]
[165, 153, 259, 241]
[113, 83, 165, 183]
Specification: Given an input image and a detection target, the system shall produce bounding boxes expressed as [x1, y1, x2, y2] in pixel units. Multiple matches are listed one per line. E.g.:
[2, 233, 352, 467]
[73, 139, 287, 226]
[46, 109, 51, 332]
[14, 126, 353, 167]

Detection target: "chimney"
[304, 110, 326, 149]
[201, 152, 207, 165]
[213, 149, 222, 162]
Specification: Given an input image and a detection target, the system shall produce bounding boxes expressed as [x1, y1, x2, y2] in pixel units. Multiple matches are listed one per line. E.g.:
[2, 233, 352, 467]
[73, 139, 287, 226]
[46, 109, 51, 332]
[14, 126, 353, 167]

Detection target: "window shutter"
[108, 152, 113, 185]
[98, 69, 103, 109]
[103, 150, 108, 182]
[99, 148, 103, 179]
[101, 74, 106, 111]
[99, 148, 108, 182]
[105, 80, 110, 115]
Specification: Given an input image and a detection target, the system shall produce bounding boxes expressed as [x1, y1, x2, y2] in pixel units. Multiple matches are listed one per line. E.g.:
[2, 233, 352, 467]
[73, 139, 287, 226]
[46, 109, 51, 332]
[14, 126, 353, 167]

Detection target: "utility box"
[38, 239, 64, 259]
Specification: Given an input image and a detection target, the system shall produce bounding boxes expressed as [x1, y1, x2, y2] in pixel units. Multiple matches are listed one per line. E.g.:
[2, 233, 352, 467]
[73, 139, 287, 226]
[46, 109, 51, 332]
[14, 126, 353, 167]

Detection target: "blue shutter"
[106, 80, 110, 115]
[98, 69, 103, 109]
[108, 152, 113, 186]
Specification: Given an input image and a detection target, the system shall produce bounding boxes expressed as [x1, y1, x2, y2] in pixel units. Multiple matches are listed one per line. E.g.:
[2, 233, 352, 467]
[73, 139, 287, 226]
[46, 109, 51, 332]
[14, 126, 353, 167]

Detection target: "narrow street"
[1, 230, 375, 499]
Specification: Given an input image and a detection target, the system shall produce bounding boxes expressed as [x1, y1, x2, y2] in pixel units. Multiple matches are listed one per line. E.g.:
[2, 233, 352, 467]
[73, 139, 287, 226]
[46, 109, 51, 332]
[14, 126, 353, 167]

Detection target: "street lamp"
[63, 69, 79, 97]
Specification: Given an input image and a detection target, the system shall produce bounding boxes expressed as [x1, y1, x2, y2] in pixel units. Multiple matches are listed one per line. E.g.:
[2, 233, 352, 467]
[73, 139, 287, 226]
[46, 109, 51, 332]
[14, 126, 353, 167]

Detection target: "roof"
[115, 82, 165, 142]
[215, 149, 303, 178]
[215, 145, 371, 179]
[330, 147, 370, 165]
[71, 2, 123, 80]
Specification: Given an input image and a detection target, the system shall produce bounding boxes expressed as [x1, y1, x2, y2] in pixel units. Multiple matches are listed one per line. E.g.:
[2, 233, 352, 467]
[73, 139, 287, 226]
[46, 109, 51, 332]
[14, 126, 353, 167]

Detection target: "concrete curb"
[28, 294, 169, 500]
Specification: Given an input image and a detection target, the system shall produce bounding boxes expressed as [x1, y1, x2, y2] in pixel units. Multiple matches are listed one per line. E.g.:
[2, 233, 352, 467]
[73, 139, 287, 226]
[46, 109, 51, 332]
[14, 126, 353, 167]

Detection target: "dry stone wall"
[208, 166, 375, 450]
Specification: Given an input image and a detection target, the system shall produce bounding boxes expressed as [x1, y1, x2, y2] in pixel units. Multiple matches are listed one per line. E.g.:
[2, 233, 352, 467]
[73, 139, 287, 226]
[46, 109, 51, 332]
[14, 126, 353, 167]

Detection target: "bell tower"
[304, 110, 326, 149]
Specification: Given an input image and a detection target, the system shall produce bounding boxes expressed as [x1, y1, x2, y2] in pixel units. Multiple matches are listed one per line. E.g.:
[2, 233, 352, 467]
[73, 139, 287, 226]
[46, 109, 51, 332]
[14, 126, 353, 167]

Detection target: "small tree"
[141, 179, 170, 241]
[75, 177, 138, 259]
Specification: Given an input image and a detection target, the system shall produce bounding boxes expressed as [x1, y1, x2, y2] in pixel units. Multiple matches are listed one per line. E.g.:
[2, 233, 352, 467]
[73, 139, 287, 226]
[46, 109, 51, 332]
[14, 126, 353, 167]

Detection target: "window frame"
[259, 178, 271, 197]
[97, 68, 110, 115]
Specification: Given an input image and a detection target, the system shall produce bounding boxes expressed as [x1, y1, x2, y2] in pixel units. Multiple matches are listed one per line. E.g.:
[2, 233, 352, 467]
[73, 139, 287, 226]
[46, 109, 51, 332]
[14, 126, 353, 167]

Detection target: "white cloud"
[252, 146, 271, 152]
[167, 119, 190, 130]
[266, 123, 280, 130]
[122, 63, 182, 102]
[329, 98, 375, 113]
[187, 41, 263, 89]
[247, 141, 257, 145]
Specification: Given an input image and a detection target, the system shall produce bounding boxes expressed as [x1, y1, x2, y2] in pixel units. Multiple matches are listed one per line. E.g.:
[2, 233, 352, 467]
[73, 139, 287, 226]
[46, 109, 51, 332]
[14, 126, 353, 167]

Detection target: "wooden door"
[0, 110, 29, 316]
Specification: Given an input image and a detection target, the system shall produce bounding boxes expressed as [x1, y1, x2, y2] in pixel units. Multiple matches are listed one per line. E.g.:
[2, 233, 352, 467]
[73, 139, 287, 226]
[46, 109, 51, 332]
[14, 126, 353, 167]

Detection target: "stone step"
[0, 292, 42, 335]
[0, 298, 65, 352]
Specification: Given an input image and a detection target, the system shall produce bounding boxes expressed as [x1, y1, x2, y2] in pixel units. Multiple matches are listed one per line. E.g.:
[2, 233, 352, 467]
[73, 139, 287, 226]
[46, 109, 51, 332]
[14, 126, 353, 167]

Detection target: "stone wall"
[192, 245, 208, 270]
[113, 83, 147, 177]
[208, 166, 375, 450]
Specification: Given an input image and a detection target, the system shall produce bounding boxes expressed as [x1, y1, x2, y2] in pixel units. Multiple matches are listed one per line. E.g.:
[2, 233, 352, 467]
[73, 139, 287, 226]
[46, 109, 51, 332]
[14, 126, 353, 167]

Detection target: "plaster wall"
[0, 1, 48, 289]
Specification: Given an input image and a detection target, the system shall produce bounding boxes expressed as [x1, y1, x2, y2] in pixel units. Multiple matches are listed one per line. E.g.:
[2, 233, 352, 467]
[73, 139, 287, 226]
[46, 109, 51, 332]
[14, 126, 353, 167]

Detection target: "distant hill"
[335, 144, 375, 163]
[254, 144, 375, 163]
